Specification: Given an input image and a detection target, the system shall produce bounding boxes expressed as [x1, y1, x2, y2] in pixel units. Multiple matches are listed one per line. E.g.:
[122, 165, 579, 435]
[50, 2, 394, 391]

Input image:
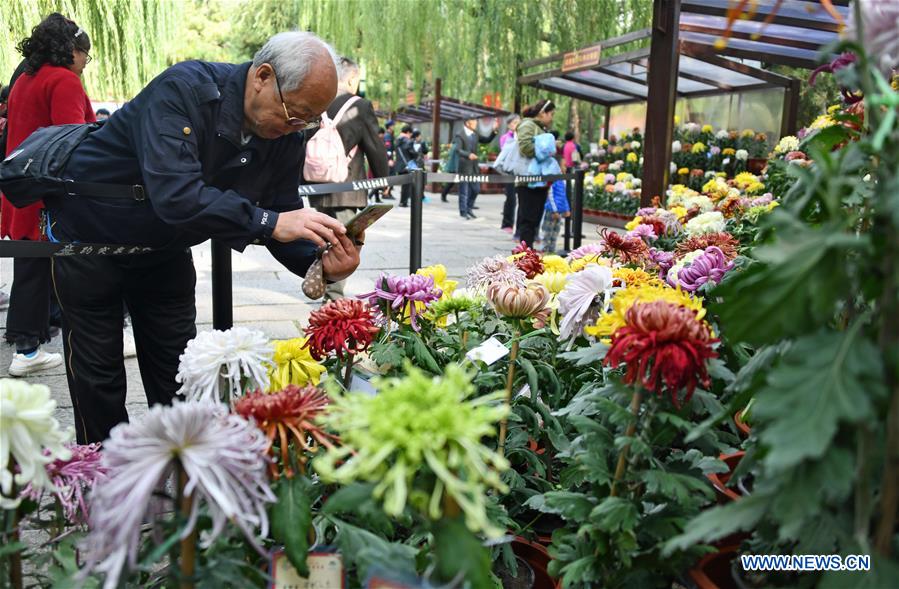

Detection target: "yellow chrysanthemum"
[827, 104, 841, 115]
[701, 124, 713, 134]
[733, 172, 763, 192]
[417, 264, 458, 298]
[569, 255, 608, 272]
[722, 148, 736, 156]
[612, 267, 663, 289]
[593, 174, 604, 186]
[626, 152, 638, 163]
[673, 115, 680, 125]
[669, 205, 688, 220]
[691, 142, 707, 154]
[809, 114, 836, 130]
[624, 216, 643, 231]
[702, 177, 730, 200]
[268, 338, 326, 390]
[616, 172, 630, 182]
[541, 255, 571, 274]
[741, 128, 755, 137]
[584, 284, 706, 340]
[677, 167, 690, 176]
[532, 271, 568, 294]
[600, 138, 609, 147]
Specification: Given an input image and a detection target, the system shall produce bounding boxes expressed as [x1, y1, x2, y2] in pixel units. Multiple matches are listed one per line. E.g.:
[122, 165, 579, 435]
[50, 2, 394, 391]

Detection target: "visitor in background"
[541, 180, 570, 254]
[515, 99, 555, 247]
[95, 107, 110, 121]
[395, 124, 417, 207]
[562, 130, 581, 171]
[2, 13, 95, 377]
[382, 119, 396, 200]
[453, 117, 499, 220]
[0, 85, 11, 311]
[499, 114, 520, 233]
[308, 56, 388, 301]
[411, 128, 429, 168]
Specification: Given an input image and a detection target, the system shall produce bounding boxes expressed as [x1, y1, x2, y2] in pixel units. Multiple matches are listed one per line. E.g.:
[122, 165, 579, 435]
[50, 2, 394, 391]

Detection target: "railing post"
[563, 175, 573, 252]
[409, 170, 425, 274]
[572, 169, 586, 249]
[211, 240, 233, 330]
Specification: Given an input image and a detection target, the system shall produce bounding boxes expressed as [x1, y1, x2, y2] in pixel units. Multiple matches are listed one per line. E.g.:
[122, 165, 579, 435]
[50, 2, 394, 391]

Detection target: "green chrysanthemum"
[426, 294, 487, 320]
[314, 363, 509, 536]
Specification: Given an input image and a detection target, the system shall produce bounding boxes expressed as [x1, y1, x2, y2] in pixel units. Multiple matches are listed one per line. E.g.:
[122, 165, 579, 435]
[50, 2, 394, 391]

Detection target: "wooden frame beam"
[680, 0, 844, 33]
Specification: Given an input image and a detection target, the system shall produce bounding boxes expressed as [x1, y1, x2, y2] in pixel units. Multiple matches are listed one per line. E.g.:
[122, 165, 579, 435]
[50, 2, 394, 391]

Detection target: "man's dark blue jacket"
[49, 60, 316, 275]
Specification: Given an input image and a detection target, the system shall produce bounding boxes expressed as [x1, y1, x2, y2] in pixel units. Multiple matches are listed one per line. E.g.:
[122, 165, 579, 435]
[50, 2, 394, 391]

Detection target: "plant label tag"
[466, 336, 509, 365]
[350, 374, 378, 396]
[271, 549, 345, 589]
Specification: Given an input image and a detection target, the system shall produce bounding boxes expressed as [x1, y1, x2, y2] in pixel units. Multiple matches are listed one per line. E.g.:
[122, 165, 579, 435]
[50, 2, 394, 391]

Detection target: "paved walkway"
[0, 190, 602, 432]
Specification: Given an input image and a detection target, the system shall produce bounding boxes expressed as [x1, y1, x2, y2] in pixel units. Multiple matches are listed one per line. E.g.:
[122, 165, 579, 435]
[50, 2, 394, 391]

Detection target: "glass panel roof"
[541, 77, 632, 103]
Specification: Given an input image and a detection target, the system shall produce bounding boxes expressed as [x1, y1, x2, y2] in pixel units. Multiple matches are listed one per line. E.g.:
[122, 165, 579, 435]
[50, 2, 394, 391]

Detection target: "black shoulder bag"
[0, 123, 145, 208]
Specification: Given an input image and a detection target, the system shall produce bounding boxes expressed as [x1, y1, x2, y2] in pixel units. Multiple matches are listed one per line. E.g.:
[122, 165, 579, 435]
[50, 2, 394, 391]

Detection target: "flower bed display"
[3, 40, 898, 589]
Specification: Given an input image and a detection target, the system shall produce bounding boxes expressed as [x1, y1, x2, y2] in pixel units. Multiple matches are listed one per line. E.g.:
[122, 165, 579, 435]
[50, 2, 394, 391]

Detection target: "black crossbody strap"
[63, 180, 146, 201]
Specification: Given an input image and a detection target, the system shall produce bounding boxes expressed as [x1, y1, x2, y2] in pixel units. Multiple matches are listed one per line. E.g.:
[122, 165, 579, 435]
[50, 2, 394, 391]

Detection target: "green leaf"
[271, 476, 313, 577]
[558, 341, 608, 366]
[519, 357, 539, 399]
[331, 517, 418, 581]
[589, 496, 638, 533]
[431, 516, 493, 588]
[526, 491, 596, 521]
[321, 483, 375, 515]
[371, 341, 405, 370]
[754, 329, 885, 472]
[641, 470, 714, 504]
[663, 493, 771, 554]
[409, 334, 440, 373]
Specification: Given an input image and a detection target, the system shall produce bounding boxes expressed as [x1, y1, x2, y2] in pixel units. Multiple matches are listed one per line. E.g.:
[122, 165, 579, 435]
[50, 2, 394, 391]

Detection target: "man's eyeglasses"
[77, 48, 92, 65]
[271, 67, 320, 131]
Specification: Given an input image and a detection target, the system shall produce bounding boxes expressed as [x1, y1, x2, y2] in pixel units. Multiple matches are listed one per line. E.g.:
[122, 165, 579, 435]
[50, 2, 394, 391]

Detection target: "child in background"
[541, 180, 570, 254]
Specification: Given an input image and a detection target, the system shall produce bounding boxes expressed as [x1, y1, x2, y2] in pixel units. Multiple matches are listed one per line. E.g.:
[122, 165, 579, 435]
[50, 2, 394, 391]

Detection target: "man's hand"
[552, 212, 560, 221]
[322, 231, 362, 282]
[272, 209, 346, 247]
[468, 153, 478, 160]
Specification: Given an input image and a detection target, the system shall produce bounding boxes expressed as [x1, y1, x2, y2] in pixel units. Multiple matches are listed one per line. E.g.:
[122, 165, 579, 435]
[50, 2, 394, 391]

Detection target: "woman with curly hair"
[2, 13, 95, 376]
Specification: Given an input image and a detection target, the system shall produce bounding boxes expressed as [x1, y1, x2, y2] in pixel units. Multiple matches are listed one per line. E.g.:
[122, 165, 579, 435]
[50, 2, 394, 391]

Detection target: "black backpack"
[0, 123, 144, 208]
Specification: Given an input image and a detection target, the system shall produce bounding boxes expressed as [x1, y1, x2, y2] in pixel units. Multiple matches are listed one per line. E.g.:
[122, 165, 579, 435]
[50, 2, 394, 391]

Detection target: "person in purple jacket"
[540, 180, 570, 254]
[499, 114, 520, 233]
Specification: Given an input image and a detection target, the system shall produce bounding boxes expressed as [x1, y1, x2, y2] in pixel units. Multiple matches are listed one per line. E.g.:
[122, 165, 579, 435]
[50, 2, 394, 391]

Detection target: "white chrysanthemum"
[735, 149, 749, 161]
[1, 379, 72, 508]
[81, 401, 275, 589]
[558, 265, 614, 342]
[671, 140, 682, 153]
[630, 141, 641, 150]
[774, 135, 799, 154]
[685, 211, 727, 236]
[683, 193, 715, 212]
[849, 0, 899, 74]
[467, 255, 528, 293]
[176, 327, 271, 404]
[715, 129, 729, 140]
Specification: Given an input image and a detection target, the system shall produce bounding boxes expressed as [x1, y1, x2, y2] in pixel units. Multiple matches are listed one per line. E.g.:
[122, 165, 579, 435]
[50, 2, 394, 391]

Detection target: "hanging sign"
[561, 46, 602, 73]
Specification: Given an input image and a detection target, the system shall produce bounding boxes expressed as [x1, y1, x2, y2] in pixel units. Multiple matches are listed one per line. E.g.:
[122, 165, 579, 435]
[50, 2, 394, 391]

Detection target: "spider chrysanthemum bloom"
[599, 228, 649, 264]
[176, 327, 271, 404]
[1, 379, 72, 509]
[467, 256, 527, 292]
[234, 385, 337, 479]
[359, 273, 442, 332]
[80, 401, 275, 589]
[675, 232, 740, 261]
[510, 242, 544, 279]
[304, 298, 380, 360]
[604, 301, 718, 407]
[22, 442, 107, 524]
[267, 337, 326, 390]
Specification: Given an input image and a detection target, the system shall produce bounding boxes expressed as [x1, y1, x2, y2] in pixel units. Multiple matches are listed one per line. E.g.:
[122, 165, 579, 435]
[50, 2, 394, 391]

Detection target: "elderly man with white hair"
[45, 31, 360, 443]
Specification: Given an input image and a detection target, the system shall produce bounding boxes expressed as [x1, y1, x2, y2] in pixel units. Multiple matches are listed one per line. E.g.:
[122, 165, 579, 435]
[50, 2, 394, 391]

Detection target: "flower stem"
[498, 324, 521, 457]
[176, 462, 197, 589]
[7, 460, 22, 589]
[610, 389, 643, 498]
[342, 353, 355, 391]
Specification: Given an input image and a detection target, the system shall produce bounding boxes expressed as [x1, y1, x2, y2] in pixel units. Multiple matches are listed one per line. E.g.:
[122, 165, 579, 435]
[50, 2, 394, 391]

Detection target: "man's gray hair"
[252, 31, 339, 92]
[338, 56, 360, 82]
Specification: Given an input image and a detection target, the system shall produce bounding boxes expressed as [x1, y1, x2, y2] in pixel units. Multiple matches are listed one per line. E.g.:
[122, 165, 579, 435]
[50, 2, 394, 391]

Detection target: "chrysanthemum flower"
[532, 271, 569, 295]
[81, 402, 275, 589]
[487, 282, 550, 319]
[267, 337, 326, 390]
[541, 254, 571, 274]
[558, 265, 614, 342]
[585, 283, 706, 341]
[604, 301, 718, 406]
[22, 442, 107, 523]
[612, 267, 664, 290]
[667, 246, 735, 292]
[509, 242, 544, 279]
[314, 364, 509, 536]
[676, 232, 740, 261]
[426, 294, 486, 321]
[234, 385, 337, 479]
[567, 243, 605, 262]
[599, 228, 649, 264]
[304, 298, 380, 360]
[417, 264, 458, 298]
[467, 256, 527, 292]
[1, 379, 72, 509]
[176, 327, 271, 404]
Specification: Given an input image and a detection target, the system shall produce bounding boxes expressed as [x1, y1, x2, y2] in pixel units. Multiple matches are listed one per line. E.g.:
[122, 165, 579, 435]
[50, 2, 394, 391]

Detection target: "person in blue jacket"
[45, 31, 362, 443]
[540, 180, 570, 254]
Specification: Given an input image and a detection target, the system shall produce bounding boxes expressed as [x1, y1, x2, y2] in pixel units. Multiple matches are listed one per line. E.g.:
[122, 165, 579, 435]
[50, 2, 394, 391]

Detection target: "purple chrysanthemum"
[80, 401, 275, 589]
[648, 248, 676, 279]
[667, 246, 735, 292]
[22, 442, 107, 524]
[359, 273, 442, 331]
[626, 223, 658, 243]
[566, 243, 604, 261]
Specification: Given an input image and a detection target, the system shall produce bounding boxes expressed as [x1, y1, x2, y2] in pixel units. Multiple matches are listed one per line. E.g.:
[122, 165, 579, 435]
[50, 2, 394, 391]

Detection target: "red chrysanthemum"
[603, 301, 718, 407]
[234, 384, 338, 478]
[716, 196, 745, 219]
[599, 228, 648, 264]
[304, 298, 380, 360]
[675, 232, 740, 261]
[639, 215, 668, 239]
[512, 241, 544, 279]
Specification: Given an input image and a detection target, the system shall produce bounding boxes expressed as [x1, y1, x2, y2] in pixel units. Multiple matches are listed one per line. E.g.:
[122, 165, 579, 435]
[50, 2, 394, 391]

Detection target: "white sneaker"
[9, 349, 63, 377]
[123, 326, 137, 358]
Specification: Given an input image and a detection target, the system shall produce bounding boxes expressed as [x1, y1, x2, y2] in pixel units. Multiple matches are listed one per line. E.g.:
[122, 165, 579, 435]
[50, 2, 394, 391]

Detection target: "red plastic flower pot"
[706, 451, 746, 503]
